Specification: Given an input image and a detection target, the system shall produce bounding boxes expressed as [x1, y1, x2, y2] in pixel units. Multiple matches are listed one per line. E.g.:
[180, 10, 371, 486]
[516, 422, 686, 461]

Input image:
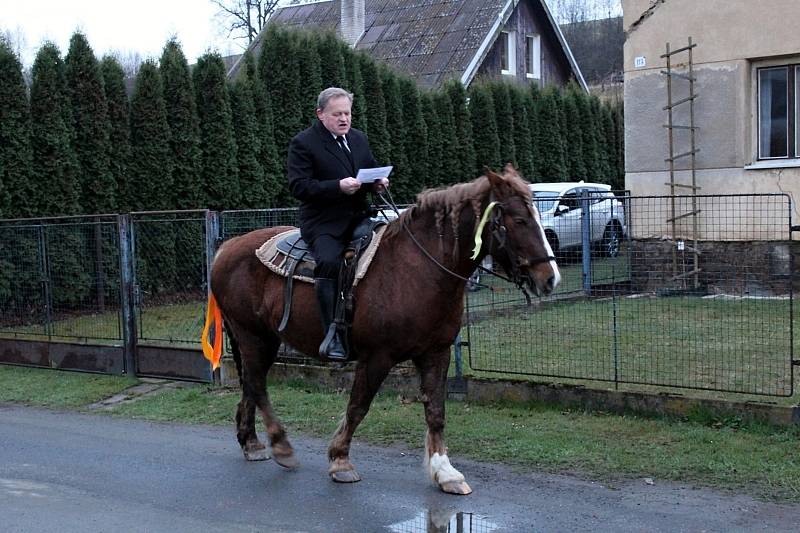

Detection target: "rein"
[377, 189, 555, 297]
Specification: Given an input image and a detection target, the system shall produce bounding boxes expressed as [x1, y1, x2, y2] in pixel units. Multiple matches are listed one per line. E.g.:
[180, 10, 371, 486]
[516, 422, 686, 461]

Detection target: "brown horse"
[209, 165, 560, 495]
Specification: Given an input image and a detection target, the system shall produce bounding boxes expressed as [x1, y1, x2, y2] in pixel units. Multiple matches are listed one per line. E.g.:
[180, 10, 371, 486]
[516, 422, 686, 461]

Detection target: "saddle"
[255, 219, 387, 335]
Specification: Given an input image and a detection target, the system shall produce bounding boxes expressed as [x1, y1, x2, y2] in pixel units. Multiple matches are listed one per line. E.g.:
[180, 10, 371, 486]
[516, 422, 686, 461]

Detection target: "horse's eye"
[513, 217, 528, 226]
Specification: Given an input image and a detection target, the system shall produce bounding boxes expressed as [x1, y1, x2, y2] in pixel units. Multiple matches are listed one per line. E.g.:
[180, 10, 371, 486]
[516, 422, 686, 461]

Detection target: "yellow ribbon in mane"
[471, 201, 498, 260]
[201, 293, 223, 370]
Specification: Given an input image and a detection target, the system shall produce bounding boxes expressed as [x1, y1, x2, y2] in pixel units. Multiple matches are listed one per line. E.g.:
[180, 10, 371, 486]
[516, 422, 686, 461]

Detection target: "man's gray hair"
[317, 87, 353, 111]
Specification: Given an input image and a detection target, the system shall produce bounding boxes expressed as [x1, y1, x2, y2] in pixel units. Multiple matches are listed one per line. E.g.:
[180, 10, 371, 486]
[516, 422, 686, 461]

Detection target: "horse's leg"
[231, 330, 268, 461]
[414, 350, 472, 495]
[327, 354, 394, 483]
[234, 328, 298, 468]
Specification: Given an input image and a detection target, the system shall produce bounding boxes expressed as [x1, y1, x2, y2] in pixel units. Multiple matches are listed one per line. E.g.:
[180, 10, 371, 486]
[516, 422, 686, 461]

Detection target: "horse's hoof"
[272, 451, 299, 469]
[331, 469, 361, 483]
[440, 481, 472, 495]
[242, 447, 270, 462]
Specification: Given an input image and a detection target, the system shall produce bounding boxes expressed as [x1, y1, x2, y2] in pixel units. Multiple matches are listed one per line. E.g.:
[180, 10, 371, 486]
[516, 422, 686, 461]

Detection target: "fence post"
[117, 214, 138, 376]
[205, 210, 221, 384]
[37, 224, 53, 338]
[581, 190, 592, 295]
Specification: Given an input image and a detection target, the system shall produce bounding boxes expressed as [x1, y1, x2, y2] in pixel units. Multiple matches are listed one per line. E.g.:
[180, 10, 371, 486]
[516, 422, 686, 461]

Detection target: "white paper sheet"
[356, 165, 393, 183]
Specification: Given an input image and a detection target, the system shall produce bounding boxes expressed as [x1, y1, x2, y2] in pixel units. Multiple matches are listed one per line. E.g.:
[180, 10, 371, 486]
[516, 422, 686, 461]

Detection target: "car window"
[532, 191, 558, 212]
[559, 191, 580, 211]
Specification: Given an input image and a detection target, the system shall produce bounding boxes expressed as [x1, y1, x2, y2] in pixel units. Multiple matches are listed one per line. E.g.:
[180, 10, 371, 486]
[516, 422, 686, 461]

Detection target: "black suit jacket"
[287, 120, 380, 240]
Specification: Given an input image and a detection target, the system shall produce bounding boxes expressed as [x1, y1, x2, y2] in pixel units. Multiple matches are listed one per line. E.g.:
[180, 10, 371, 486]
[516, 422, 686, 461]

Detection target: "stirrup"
[320, 324, 347, 361]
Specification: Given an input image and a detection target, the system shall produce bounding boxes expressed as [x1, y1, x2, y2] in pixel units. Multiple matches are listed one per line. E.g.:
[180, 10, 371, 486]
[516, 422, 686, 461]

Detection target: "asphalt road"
[1, 403, 798, 532]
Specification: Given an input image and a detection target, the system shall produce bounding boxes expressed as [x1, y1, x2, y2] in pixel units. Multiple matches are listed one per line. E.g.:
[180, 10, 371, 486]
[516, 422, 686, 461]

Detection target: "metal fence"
[0, 195, 795, 396]
[465, 193, 795, 397]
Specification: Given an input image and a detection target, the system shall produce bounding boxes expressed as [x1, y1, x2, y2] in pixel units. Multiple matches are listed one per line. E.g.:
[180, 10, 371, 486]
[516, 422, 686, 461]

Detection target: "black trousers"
[309, 233, 346, 278]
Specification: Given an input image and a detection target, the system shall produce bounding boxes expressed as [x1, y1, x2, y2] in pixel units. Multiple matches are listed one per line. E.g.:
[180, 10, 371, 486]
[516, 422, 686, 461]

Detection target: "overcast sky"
[1, 0, 250, 67]
[2, 0, 622, 68]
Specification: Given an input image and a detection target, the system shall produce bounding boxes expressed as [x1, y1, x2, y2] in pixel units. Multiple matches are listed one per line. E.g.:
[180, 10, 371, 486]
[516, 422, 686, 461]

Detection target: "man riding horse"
[287, 87, 390, 361]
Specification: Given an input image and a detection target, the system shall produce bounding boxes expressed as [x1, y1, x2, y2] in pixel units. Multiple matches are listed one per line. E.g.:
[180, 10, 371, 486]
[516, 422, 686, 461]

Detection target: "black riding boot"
[314, 278, 347, 361]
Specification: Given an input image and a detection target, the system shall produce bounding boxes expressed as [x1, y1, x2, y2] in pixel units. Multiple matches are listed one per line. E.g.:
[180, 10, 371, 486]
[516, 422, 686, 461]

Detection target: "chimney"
[340, 0, 365, 47]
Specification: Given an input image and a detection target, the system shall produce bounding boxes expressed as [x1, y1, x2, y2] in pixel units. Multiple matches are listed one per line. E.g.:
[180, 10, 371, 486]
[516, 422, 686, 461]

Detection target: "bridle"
[480, 199, 557, 298]
[379, 190, 556, 298]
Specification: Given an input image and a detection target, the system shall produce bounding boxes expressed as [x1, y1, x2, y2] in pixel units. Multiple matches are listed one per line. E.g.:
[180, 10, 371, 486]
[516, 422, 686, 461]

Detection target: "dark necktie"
[336, 135, 354, 167]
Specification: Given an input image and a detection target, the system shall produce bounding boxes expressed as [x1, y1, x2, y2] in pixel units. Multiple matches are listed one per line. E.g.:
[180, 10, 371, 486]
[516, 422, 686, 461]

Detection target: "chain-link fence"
[466, 193, 795, 397]
[1, 197, 795, 395]
[132, 211, 210, 347]
[0, 215, 122, 343]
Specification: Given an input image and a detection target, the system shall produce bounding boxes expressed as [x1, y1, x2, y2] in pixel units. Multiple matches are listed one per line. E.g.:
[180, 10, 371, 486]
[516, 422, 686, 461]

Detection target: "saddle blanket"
[255, 226, 387, 285]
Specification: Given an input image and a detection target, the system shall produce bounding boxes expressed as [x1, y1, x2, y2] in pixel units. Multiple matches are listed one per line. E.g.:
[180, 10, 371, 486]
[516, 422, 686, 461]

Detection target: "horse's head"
[482, 165, 560, 297]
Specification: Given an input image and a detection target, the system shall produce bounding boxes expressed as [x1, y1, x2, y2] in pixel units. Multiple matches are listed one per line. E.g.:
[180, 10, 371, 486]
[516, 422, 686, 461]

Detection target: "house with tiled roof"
[230, 0, 585, 90]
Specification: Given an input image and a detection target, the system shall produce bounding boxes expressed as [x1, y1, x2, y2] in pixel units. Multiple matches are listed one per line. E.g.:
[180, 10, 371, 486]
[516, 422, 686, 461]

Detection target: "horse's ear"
[485, 168, 504, 188]
[503, 163, 519, 178]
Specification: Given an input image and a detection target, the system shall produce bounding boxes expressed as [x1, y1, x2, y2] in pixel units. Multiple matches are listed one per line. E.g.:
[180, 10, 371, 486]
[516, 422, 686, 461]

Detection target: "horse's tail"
[201, 292, 223, 371]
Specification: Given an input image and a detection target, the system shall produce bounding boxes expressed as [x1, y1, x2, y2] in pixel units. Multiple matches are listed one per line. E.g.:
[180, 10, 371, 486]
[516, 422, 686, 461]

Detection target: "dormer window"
[500, 31, 516, 76]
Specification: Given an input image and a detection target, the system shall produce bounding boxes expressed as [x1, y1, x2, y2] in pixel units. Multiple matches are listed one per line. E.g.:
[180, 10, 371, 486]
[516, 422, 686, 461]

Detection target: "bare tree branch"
[211, 0, 283, 44]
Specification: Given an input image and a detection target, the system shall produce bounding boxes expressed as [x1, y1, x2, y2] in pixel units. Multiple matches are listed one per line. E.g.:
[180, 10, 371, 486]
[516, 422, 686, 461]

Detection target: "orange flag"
[201, 293, 223, 370]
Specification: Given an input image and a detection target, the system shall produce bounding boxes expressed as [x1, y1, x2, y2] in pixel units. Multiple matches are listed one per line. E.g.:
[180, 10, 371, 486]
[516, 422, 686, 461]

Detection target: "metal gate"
[463, 193, 796, 397]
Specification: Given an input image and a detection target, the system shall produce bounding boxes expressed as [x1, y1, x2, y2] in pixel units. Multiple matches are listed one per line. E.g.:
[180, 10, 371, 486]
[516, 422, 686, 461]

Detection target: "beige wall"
[622, 0, 800, 228]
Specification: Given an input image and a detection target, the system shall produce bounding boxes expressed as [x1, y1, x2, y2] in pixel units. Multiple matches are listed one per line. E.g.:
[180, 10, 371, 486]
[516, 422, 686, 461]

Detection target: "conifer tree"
[194, 52, 239, 210]
[396, 78, 427, 202]
[432, 91, 460, 186]
[562, 87, 587, 180]
[160, 39, 202, 209]
[443, 80, 476, 182]
[30, 42, 89, 306]
[295, 32, 323, 126]
[358, 54, 390, 164]
[344, 46, 367, 132]
[489, 82, 516, 169]
[379, 68, 408, 195]
[100, 56, 132, 212]
[129, 61, 173, 211]
[467, 83, 501, 176]
[508, 86, 535, 182]
[590, 96, 612, 182]
[230, 66, 266, 208]
[534, 86, 567, 181]
[29, 42, 81, 216]
[527, 83, 543, 182]
[250, 52, 282, 207]
[0, 38, 33, 218]
[420, 92, 443, 190]
[260, 26, 303, 184]
[574, 88, 600, 178]
[612, 103, 625, 189]
[317, 31, 347, 89]
[130, 60, 176, 293]
[65, 32, 114, 214]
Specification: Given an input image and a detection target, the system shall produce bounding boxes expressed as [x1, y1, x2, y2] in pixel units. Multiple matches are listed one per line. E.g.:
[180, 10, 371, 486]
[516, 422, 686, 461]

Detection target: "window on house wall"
[526, 34, 541, 79]
[500, 31, 516, 76]
[758, 65, 797, 159]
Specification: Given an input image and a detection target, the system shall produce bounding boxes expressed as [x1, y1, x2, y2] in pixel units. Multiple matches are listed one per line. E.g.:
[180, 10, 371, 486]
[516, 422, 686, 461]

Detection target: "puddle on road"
[388, 509, 498, 533]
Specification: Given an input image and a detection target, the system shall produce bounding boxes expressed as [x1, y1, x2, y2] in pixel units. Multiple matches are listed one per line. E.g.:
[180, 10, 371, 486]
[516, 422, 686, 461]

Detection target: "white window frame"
[757, 65, 792, 160]
[500, 30, 516, 76]
[525, 34, 541, 79]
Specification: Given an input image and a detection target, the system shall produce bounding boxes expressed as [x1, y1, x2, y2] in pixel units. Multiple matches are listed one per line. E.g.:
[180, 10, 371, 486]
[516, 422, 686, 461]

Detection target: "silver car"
[530, 182, 626, 257]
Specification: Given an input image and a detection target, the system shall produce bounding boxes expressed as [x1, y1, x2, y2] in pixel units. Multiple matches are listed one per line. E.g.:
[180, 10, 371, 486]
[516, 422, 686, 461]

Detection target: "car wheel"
[602, 223, 622, 257]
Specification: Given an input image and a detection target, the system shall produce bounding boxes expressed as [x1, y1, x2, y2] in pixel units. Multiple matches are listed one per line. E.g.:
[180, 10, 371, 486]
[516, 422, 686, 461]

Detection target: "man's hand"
[339, 177, 361, 195]
[373, 177, 390, 194]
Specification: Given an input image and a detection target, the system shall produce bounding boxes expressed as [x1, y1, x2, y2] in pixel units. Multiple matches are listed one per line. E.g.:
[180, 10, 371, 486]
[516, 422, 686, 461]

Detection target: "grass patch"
[2, 365, 798, 500]
[466, 296, 794, 397]
[0, 365, 136, 408]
